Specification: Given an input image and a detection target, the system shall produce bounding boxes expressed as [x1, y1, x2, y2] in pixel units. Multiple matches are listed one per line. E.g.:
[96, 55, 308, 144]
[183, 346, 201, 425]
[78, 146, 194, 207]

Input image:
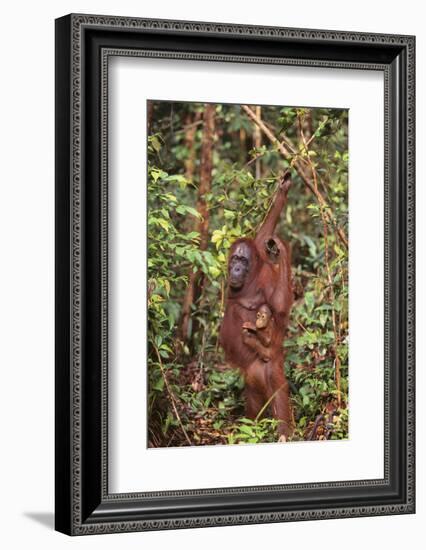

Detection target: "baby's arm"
[242, 327, 273, 362]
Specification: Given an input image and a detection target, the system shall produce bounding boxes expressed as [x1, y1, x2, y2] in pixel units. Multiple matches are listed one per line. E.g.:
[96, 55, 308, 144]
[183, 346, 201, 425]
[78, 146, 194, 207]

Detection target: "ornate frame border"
[55, 14, 415, 536]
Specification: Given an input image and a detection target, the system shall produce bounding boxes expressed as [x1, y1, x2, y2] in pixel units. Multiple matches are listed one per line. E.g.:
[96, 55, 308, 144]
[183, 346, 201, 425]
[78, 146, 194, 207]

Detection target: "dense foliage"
[147, 101, 348, 447]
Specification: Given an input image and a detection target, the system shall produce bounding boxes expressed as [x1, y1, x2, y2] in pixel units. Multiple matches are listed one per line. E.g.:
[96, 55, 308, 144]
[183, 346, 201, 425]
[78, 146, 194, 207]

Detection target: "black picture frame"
[55, 13, 415, 536]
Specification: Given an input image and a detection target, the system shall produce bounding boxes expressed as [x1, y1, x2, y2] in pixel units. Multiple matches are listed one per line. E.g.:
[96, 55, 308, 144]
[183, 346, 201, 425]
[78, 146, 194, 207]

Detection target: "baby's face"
[256, 306, 272, 329]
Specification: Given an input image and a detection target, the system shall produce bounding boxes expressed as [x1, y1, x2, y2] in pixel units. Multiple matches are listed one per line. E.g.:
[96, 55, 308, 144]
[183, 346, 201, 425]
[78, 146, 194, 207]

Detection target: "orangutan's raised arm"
[255, 173, 292, 246]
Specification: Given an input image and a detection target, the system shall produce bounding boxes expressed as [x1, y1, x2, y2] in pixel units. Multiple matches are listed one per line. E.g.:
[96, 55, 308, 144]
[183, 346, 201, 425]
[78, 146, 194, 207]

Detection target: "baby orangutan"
[242, 303, 290, 441]
[242, 304, 274, 362]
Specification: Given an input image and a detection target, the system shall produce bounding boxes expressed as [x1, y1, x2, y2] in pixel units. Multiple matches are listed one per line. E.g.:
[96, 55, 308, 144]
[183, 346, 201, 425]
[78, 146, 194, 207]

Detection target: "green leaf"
[187, 206, 202, 218]
[158, 219, 170, 232]
[238, 425, 254, 436]
[163, 279, 171, 295]
[153, 377, 164, 391]
[186, 231, 200, 240]
[209, 266, 221, 278]
[304, 291, 315, 313]
[150, 136, 162, 152]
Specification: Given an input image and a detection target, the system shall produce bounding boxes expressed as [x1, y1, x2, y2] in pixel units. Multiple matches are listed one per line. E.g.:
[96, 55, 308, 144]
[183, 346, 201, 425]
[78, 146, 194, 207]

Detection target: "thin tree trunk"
[184, 110, 201, 183]
[239, 126, 246, 164]
[254, 105, 262, 180]
[303, 109, 313, 140]
[147, 100, 154, 134]
[180, 104, 215, 343]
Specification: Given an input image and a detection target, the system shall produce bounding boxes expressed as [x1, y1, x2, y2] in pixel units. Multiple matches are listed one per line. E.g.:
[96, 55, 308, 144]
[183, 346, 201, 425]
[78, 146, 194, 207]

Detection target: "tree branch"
[241, 105, 348, 250]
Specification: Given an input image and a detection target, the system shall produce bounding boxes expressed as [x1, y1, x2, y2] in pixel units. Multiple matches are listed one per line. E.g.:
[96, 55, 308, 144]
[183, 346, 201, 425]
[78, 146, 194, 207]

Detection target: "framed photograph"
[55, 14, 415, 535]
